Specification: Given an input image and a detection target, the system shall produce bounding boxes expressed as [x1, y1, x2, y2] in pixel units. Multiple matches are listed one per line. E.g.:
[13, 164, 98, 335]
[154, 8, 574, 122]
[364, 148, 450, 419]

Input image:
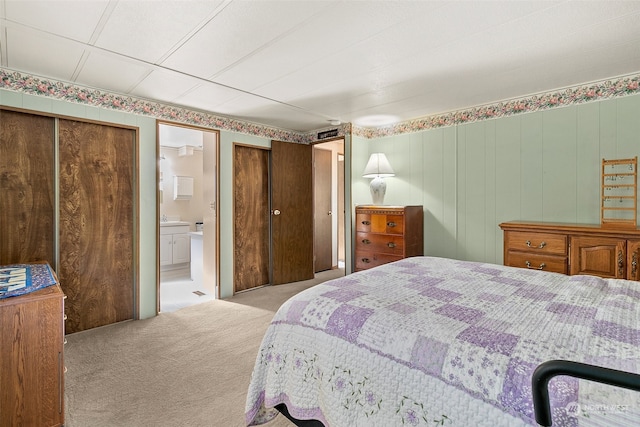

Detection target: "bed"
[245, 256, 640, 426]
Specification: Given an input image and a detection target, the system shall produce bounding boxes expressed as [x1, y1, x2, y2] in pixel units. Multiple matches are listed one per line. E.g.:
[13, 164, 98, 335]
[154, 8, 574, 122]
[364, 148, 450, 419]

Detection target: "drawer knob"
[361, 258, 370, 263]
[526, 240, 546, 249]
[362, 239, 371, 245]
[362, 220, 371, 226]
[525, 261, 546, 270]
[387, 242, 396, 248]
[387, 221, 397, 227]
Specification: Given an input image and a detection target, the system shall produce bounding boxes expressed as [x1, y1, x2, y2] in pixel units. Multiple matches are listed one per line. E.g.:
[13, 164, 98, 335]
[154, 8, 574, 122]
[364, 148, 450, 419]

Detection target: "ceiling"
[2, 1, 640, 133]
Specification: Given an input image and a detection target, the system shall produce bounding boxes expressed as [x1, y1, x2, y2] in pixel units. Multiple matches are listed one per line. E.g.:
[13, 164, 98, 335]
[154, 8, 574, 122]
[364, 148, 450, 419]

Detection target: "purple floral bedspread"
[245, 257, 640, 426]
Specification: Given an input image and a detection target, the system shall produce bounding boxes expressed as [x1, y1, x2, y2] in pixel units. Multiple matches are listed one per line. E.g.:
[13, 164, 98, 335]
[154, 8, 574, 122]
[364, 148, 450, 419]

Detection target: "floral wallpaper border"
[0, 68, 313, 143]
[353, 73, 640, 139]
[2, 68, 638, 142]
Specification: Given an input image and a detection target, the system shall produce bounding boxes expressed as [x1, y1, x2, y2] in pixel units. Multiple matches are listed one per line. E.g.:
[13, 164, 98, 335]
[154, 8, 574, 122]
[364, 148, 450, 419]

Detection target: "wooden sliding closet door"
[0, 110, 55, 266]
[58, 119, 135, 333]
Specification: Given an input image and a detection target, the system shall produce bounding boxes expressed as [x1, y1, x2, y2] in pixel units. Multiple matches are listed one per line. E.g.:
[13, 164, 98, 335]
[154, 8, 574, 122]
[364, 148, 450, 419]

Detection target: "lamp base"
[369, 176, 387, 205]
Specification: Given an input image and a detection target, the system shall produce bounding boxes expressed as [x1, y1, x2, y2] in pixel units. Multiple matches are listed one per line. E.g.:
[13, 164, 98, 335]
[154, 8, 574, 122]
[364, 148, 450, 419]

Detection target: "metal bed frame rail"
[532, 360, 640, 426]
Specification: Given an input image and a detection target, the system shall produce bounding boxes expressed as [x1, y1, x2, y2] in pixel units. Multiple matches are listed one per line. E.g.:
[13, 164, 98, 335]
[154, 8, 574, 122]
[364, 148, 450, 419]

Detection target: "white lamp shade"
[362, 153, 395, 178]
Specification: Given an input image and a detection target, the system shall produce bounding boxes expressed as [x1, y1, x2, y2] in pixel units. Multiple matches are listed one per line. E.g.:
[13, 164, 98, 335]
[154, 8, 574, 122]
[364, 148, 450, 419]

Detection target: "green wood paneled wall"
[353, 94, 640, 265]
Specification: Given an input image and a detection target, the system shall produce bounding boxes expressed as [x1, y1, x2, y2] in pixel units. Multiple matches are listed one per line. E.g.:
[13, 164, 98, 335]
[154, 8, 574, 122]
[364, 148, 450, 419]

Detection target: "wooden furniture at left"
[0, 265, 65, 427]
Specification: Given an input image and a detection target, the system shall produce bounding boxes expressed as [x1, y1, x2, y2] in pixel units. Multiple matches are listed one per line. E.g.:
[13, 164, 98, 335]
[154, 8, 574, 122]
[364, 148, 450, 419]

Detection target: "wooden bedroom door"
[0, 109, 56, 266]
[233, 144, 270, 292]
[271, 140, 314, 285]
[313, 147, 333, 272]
[58, 119, 135, 333]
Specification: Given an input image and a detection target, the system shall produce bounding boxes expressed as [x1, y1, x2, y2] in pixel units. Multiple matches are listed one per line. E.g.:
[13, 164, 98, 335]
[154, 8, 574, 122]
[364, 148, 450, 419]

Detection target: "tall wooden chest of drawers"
[500, 221, 640, 281]
[355, 205, 424, 271]
[0, 264, 65, 427]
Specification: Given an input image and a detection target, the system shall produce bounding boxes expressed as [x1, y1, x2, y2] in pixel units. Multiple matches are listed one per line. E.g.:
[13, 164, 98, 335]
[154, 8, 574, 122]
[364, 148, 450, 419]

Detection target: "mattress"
[245, 256, 640, 426]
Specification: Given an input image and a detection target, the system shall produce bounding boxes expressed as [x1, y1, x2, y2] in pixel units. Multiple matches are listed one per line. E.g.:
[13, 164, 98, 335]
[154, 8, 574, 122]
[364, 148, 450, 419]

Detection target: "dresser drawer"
[356, 232, 405, 255]
[378, 214, 404, 234]
[355, 213, 371, 232]
[355, 251, 403, 270]
[505, 231, 567, 256]
[356, 212, 405, 235]
[506, 251, 568, 274]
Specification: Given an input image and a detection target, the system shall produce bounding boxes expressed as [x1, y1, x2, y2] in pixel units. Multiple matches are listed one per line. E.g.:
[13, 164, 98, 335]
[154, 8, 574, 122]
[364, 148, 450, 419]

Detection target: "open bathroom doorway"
[313, 138, 346, 274]
[157, 122, 220, 313]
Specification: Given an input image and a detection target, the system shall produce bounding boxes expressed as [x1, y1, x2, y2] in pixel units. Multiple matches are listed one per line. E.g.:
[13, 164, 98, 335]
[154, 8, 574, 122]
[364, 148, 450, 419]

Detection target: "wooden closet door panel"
[233, 145, 270, 292]
[0, 110, 55, 265]
[58, 120, 135, 333]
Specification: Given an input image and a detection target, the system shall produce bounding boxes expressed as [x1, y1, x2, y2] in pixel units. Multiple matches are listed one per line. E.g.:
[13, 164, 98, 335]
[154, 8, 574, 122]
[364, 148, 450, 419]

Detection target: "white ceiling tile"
[95, 0, 226, 63]
[172, 82, 244, 112]
[161, 0, 331, 79]
[214, 0, 441, 90]
[132, 69, 202, 104]
[575, 12, 640, 51]
[75, 50, 152, 94]
[5, 26, 84, 80]
[5, 0, 109, 42]
[211, 92, 274, 114]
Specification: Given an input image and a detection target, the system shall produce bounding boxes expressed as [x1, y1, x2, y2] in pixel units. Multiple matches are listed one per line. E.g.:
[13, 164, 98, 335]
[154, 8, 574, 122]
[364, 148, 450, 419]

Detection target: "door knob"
[328, 211, 332, 216]
[272, 209, 281, 216]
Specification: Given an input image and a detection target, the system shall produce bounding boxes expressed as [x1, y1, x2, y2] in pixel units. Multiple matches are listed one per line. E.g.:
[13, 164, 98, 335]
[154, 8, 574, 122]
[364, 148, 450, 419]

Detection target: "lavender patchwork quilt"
[245, 257, 640, 426]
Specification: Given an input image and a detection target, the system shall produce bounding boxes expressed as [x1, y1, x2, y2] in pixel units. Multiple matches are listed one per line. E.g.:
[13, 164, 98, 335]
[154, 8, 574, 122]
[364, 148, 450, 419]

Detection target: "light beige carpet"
[64, 269, 344, 427]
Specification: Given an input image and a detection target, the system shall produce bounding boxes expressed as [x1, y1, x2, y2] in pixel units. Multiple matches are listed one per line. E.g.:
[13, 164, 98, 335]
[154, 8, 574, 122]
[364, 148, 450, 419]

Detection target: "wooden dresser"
[500, 221, 640, 280]
[0, 264, 65, 427]
[355, 205, 424, 271]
